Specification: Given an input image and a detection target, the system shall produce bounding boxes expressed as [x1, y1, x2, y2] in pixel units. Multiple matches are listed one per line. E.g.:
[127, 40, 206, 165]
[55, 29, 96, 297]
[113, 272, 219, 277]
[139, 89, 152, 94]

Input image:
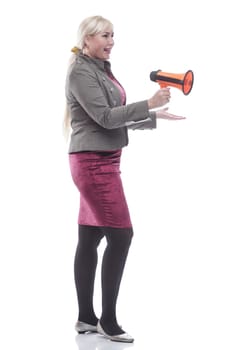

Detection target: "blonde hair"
[76, 15, 113, 50]
[63, 15, 113, 140]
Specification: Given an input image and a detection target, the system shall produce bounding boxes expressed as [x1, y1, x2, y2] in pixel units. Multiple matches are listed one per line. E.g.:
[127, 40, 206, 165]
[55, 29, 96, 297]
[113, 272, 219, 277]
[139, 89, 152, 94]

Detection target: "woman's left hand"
[156, 107, 186, 120]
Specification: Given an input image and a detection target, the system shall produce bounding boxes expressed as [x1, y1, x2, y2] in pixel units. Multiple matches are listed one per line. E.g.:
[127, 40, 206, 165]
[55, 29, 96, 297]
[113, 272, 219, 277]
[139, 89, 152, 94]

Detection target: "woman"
[64, 15, 185, 343]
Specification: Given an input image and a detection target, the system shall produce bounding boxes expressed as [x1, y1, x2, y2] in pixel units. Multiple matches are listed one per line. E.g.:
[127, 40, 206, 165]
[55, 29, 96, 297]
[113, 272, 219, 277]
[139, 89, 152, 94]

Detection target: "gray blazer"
[65, 53, 156, 153]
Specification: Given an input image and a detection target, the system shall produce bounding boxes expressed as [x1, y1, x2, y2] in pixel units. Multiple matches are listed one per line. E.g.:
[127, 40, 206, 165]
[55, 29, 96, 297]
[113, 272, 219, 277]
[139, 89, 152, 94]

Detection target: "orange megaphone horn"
[150, 69, 194, 95]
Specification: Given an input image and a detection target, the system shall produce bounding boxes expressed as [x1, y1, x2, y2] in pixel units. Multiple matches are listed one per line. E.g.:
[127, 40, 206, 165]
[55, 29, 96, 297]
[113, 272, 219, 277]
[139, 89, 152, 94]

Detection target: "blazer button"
[113, 100, 117, 106]
[110, 87, 114, 92]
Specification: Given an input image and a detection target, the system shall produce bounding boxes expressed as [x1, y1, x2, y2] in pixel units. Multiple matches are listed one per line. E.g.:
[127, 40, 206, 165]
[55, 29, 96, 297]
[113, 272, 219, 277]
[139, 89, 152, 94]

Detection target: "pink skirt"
[69, 150, 132, 228]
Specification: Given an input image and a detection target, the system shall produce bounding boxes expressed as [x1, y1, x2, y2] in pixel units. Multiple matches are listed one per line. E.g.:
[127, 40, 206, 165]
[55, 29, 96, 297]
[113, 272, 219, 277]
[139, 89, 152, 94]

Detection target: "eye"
[102, 32, 114, 38]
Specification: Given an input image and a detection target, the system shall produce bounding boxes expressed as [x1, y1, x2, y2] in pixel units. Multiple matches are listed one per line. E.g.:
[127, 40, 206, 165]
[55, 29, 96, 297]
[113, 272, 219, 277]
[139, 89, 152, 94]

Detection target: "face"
[84, 27, 114, 60]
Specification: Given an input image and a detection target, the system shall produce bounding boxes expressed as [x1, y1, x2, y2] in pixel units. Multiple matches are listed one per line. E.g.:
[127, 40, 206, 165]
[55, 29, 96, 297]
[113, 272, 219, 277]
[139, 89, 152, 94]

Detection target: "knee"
[105, 227, 133, 249]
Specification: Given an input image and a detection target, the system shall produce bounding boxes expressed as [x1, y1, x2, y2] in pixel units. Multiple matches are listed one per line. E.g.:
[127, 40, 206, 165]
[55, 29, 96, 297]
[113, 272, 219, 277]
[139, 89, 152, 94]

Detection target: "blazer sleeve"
[126, 112, 157, 130]
[69, 66, 153, 130]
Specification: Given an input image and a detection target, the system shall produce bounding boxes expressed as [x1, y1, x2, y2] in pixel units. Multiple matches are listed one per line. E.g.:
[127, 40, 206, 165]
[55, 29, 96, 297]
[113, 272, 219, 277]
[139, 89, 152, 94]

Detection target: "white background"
[0, 0, 232, 349]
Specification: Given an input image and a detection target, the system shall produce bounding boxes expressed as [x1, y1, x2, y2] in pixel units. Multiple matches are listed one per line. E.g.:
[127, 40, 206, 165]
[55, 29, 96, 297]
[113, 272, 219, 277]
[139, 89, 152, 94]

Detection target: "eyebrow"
[102, 31, 114, 35]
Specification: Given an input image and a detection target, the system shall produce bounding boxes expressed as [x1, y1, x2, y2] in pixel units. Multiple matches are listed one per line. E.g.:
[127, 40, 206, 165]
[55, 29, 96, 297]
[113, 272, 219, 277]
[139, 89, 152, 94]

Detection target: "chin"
[102, 52, 110, 59]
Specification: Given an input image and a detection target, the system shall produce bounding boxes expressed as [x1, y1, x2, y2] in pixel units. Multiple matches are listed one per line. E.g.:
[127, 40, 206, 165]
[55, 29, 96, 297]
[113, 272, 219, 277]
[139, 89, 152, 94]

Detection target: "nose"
[109, 36, 114, 46]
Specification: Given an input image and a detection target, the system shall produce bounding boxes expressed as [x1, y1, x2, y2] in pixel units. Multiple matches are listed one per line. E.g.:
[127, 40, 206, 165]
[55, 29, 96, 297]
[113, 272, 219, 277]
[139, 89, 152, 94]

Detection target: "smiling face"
[84, 27, 114, 60]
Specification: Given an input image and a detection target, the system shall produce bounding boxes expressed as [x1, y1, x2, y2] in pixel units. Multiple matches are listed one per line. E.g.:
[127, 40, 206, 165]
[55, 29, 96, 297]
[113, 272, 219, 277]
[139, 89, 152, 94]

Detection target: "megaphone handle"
[159, 83, 167, 88]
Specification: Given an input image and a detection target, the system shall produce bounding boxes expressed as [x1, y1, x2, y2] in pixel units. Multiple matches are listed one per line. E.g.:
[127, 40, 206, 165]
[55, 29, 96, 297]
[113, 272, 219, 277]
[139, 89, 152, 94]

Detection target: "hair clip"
[71, 46, 79, 54]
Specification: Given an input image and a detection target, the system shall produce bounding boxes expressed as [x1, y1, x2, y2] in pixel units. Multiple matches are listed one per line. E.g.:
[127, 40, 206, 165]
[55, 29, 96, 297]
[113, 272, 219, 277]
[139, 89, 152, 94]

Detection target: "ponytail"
[63, 104, 71, 142]
[63, 47, 81, 141]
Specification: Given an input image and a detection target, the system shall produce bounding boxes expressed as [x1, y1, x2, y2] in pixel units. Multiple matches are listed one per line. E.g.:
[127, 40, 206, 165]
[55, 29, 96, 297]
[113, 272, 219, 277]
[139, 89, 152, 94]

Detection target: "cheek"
[91, 41, 101, 51]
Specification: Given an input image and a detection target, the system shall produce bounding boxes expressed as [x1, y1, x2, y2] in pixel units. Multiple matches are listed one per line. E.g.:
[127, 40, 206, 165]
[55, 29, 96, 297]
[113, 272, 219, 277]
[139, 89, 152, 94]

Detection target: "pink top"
[107, 74, 126, 105]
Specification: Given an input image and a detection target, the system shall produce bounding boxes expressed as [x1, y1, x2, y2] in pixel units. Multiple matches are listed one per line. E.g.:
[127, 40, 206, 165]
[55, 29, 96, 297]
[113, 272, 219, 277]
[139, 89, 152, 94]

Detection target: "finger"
[167, 113, 186, 119]
[172, 115, 186, 119]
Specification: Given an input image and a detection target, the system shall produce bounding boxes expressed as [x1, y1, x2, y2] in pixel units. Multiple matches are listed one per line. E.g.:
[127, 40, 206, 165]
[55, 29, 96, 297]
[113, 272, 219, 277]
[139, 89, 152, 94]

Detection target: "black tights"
[74, 224, 133, 335]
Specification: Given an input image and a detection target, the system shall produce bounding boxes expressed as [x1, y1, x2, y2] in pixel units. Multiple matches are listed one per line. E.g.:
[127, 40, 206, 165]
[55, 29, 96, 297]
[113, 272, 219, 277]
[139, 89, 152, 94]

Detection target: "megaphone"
[150, 69, 194, 95]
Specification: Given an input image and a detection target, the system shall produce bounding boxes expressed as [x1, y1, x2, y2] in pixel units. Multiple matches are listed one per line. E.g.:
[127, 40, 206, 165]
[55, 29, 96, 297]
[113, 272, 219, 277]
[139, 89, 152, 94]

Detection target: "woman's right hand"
[147, 88, 171, 109]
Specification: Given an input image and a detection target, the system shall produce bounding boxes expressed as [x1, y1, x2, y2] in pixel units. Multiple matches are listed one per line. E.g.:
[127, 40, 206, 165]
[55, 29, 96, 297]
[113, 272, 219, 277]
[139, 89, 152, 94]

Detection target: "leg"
[100, 227, 133, 335]
[74, 224, 104, 325]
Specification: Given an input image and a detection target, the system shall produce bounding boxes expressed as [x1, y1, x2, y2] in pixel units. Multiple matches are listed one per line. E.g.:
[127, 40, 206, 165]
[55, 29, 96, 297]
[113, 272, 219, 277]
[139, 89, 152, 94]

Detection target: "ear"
[84, 35, 91, 47]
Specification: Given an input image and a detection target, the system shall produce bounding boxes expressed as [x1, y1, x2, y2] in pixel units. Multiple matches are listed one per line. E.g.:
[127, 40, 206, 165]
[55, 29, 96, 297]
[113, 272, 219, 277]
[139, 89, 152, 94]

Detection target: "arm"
[69, 67, 152, 129]
[127, 107, 186, 130]
[126, 112, 157, 130]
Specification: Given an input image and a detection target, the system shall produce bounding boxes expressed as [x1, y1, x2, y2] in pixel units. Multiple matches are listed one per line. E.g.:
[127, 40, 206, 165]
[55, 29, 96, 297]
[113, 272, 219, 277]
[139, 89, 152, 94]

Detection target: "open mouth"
[104, 48, 111, 54]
